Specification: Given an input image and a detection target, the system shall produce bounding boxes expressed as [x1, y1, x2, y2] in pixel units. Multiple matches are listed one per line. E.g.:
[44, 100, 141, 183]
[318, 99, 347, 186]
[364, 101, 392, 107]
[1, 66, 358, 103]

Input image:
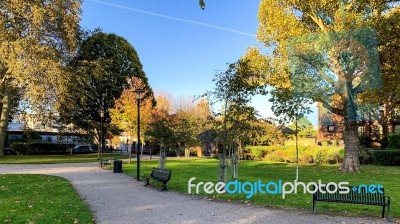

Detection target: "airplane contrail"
[90, 0, 256, 37]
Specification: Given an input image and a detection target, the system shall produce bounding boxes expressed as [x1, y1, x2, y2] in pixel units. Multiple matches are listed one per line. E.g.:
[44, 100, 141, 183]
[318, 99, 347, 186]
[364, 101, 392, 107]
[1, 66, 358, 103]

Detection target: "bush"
[359, 135, 371, 148]
[22, 129, 42, 142]
[244, 146, 277, 160]
[166, 148, 178, 157]
[11, 142, 74, 155]
[359, 148, 372, 164]
[242, 153, 254, 160]
[265, 148, 296, 163]
[380, 136, 389, 148]
[370, 149, 400, 166]
[313, 149, 325, 164]
[247, 145, 344, 165]
[299, 148, 313, 164]
[190, 150, 197, 157]
[388, 134, 400, 149]
[265, 150, 285, 162]
[325, 147, 343, 164]
[319, 140, 331, 147]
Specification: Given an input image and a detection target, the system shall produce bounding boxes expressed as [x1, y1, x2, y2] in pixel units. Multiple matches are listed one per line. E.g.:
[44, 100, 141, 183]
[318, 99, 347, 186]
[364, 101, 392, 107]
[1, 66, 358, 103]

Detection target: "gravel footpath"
[0, 162, 391, 224]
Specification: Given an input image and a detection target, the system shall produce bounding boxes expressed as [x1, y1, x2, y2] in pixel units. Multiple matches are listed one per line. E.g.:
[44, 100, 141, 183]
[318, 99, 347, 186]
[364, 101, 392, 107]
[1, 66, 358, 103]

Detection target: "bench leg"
[382, 205, 385, 219]
[145, 177, 150, 186]
[388, 204, 390, 222]
[161, 183, 168, 191]
[312, 199, 316, 214]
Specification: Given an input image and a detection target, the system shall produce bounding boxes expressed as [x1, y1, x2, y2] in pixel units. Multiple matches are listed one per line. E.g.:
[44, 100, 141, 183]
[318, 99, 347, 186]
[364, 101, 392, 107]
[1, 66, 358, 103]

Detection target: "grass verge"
[0, 174, 93, 223]
[122, 158, 399, 219]
[0, 153, 129, 164]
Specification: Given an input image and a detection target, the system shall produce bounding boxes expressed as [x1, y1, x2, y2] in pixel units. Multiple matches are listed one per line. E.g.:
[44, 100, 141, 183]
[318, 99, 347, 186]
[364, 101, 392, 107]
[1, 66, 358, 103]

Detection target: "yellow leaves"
[0, 0, 82, 111]
[257, 0, 306, 45]
[241, 47, 271, 85]
[110, 77, 154, 139]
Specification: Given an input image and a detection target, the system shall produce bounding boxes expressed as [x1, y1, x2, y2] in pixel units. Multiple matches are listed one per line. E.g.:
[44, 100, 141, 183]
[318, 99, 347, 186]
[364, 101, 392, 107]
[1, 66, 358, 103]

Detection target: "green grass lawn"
[0, 174, 93, 223]
[123, 158, 400, 219]
[0, 153, 129, 164]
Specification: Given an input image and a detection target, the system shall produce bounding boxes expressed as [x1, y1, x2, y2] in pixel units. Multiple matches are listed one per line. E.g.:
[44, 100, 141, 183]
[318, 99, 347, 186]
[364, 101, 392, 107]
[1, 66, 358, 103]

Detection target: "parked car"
[67, 145, 94, 154]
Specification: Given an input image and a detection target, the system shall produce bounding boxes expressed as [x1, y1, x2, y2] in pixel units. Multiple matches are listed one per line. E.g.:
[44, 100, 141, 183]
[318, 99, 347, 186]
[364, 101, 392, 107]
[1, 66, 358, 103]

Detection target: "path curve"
[0, 163, 388, 224]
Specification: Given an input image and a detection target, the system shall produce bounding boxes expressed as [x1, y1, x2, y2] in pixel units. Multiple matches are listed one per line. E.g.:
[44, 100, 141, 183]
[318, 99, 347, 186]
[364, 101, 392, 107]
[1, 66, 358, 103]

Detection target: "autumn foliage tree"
[109, 77, 154, 144]
[0, 0, 82, 156]
[246, 0, 400, 172]
[143, 92, 212, 158]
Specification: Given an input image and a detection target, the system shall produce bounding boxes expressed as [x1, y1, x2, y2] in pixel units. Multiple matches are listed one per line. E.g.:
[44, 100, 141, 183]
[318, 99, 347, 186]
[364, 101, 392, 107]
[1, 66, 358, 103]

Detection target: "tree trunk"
[0, 81, 11, 157]
[219, 154, 228, 183]
[159, 146, 166, 169]
[232, 140, 239, 179]
[220, 98, 228, 183]
[340, 120, 360, 172]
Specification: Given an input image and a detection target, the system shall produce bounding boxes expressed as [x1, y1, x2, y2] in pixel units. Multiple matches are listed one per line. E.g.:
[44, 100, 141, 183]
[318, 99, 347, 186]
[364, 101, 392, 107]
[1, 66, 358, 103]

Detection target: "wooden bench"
[313, 185, 391, 221]
[100, 157, 114, 169]
[145, 168, 172, 191]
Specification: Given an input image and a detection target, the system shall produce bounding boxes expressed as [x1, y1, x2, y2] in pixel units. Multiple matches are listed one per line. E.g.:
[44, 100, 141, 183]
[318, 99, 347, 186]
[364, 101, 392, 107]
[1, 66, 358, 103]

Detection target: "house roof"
[282, 126, 296, 134]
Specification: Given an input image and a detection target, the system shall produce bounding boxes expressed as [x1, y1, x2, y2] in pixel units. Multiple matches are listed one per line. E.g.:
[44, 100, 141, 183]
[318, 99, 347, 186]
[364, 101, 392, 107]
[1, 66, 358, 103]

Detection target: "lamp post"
[100, 110, 104, 166]
[135, 88, 142, 181]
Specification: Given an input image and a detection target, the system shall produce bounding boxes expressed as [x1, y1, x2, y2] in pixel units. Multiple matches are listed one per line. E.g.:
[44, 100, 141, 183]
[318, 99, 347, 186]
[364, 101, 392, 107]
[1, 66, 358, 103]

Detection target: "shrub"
[370, 149, 400, 166]
[265, 148, 296, 163]
[265, 150, 285, 162]
[325, 147, 343, 164]
[359, 135, 371, 148]
[359, 148, 372, 164]
[11, 142, 74, 155]
[388, 134, 400, 149]
[22, 129, 42, 142]
[166, 148, 178, 157]
[313, 149, 325, 164]
[319, 140, 331, 147]
[244, 146, 277, 160]
[299, 149, 313, 164]
[380, 136, 389, 148]
[242, 153, 255, 160]
[190, 149, 197, 157]
[258, 145, 344, 164]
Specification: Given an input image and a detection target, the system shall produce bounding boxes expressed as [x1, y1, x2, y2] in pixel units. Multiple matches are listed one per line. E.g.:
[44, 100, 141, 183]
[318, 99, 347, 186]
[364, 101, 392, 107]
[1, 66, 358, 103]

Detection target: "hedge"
[369, 149, 400, 166]
[10, 142, 74, 155]
[244, 146, 344, 165]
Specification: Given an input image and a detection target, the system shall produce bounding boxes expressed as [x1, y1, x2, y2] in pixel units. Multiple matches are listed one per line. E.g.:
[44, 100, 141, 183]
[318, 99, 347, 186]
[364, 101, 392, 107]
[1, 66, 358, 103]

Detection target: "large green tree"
[358, 7, 400, 134]
[58, 31, 152, 147]
[248, 0, 400, 172]
[0, 0, 82, 156]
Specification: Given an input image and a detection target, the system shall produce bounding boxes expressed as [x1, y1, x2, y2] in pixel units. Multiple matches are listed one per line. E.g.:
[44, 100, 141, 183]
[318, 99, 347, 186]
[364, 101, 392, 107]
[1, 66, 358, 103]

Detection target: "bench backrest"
[314, 185, 386, 205]
[151, 168, 171, 182]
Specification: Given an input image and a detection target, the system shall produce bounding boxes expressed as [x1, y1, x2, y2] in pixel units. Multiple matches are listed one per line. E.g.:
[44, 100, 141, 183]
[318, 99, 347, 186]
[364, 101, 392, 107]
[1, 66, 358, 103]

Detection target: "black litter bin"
[113, 160, 122, 173]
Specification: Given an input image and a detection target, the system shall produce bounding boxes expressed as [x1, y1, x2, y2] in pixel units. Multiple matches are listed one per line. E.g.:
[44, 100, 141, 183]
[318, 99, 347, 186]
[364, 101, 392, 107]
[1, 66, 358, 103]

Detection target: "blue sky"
[80, 0, 318, 125]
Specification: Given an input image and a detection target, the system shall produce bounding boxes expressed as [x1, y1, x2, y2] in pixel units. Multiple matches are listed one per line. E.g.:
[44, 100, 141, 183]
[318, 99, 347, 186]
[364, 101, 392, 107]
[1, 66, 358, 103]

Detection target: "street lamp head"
[135, 88, 143, 100]
[100, 110, 104, 118]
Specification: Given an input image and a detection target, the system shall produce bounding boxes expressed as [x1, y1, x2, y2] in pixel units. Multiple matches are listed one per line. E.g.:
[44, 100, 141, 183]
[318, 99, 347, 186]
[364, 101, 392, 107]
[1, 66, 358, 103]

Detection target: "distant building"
[5, 114, 88, 148]
[317, 101, 400, 146]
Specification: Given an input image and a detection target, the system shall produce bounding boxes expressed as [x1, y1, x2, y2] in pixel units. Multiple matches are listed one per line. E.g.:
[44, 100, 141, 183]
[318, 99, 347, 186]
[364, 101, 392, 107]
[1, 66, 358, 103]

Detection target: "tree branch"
[319, 97, 345, 116]
[295, 54, 336, 85]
